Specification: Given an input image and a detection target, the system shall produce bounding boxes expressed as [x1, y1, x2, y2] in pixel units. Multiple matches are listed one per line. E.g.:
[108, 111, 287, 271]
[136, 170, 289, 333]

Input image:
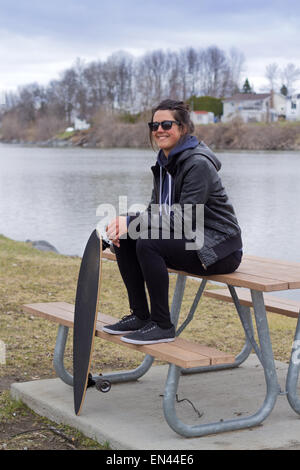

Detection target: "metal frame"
[286, 311, 300, 414]
[181, 283, 253, 375]
[52, 273, 300, 437]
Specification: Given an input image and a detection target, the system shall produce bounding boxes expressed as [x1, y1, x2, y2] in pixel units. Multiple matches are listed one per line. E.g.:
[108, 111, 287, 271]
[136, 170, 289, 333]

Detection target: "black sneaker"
[120, 321, 175, 345]
[102, 314, 150, 335]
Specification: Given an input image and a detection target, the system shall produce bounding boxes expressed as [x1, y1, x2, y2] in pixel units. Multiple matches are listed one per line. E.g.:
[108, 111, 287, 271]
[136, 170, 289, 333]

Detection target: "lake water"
[1, 143, 300, 299]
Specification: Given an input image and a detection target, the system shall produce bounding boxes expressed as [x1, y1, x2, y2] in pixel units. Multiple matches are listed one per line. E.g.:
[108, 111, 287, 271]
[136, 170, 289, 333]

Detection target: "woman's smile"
[152, 109, 182, 157]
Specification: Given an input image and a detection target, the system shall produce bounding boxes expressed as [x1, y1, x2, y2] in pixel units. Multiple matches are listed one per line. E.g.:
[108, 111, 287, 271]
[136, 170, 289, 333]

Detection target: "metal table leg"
[181, 284, 253, 375]
[53, 325, 73, 386]
[182, 304, 253, 375]
[286, 311, 300, 414]
[170, 273, 187, 327]
[162, 288, 280, 437]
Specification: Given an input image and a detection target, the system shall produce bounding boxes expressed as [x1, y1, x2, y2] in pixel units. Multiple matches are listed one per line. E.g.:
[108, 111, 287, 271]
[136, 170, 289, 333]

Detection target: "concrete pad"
[11, 355, 300, 450]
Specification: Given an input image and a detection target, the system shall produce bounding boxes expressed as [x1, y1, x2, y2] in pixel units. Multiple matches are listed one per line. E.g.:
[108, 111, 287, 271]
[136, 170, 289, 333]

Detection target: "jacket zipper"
[153, 164, 207, 270]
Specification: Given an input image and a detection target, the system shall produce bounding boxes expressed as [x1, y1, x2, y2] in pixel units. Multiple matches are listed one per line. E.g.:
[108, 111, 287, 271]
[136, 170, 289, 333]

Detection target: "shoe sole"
[120, 336, 175, 345]
[102, 327, 133, 335]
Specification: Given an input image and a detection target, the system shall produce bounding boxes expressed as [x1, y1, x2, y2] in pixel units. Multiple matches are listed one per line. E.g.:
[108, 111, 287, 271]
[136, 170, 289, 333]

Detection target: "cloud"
[0, 0, 299, 92]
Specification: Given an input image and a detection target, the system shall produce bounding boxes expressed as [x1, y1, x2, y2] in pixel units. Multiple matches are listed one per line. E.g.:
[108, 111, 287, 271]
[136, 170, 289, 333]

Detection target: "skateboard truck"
[87, 373, 111, 393]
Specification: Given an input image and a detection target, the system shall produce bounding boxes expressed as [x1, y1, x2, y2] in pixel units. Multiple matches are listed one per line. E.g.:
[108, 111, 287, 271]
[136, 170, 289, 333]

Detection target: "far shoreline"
[1, 120, 300, 152]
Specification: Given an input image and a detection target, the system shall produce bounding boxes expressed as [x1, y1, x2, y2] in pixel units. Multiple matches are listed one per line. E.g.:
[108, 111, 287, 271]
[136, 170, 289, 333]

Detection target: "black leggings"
[113, 237, 242, 329]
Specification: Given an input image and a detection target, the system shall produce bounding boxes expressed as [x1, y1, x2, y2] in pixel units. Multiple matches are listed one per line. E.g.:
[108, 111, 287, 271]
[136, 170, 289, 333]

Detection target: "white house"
[222, 92, 286, 123]
[191, 110, 215, 125]
[74, 117, 90, 131]
[0, 91, 5, 110]
[286, 94, 300, 121]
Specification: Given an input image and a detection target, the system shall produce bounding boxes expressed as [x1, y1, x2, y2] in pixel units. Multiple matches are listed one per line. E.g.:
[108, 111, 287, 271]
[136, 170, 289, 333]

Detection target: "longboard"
[73, 229, 111, 415]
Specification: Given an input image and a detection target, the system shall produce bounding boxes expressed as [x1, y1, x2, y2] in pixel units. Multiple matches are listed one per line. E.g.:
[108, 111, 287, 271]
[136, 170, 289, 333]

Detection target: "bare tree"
[135, 50, 168, 109]
[111, 51, 134, 110]
[200, 46, 229, 97]
[165, 51, 183, 100]
[83, 61, 106, 115]
[227, 48, 245, 94]
[265, 63, 279, 91]
[280, 63, 300, 95]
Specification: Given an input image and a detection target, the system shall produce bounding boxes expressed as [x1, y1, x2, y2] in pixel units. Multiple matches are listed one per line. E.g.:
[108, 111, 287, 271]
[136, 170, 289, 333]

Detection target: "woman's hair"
[149, 99, 195, 150]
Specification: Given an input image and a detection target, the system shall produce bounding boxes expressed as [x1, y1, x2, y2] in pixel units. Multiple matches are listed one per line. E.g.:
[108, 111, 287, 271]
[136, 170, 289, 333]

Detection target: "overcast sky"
[0, 0, 300, 95]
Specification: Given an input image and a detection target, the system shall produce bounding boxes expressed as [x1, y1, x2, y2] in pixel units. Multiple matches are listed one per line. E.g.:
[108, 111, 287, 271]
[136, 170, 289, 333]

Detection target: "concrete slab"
[10, 355, 300, 450]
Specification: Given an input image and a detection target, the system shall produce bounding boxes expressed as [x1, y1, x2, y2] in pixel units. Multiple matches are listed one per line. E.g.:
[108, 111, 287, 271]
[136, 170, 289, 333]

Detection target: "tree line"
[1, 45, 299, 143]
[1, 46, 244, 127]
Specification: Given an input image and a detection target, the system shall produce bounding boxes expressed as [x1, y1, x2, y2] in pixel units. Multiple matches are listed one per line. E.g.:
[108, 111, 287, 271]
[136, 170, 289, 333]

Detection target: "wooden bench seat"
[204, 287, 300, 318]
[22, 301, 235, 369]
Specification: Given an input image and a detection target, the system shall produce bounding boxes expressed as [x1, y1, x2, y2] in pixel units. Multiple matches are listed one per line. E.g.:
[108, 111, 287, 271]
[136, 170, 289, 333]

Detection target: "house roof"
[223, 93, 271, 102]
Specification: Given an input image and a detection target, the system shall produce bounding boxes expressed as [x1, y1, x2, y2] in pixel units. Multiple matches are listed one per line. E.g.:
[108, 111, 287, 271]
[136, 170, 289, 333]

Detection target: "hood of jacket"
[154, 137, 221, 177]
[156, 134, 199, 168]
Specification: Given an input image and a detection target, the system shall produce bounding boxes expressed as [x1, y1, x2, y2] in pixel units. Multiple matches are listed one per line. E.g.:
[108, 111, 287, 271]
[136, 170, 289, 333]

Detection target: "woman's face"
[152, 109, 183, 157]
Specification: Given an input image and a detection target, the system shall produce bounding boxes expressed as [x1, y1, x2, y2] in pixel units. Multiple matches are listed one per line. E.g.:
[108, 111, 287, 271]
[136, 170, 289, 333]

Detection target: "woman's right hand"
[106, 216, 128, 247]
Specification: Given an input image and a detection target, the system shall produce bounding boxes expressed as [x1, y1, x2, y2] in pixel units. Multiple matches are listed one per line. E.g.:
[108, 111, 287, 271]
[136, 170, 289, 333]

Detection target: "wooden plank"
[174, 337, 235, 365]
[95, 321, 234, 365]
[244, 254, 300, 269]
[242, 256, 300, 289]
[22, 303, 74, 327]
[204, 288, 300, 318]
[237, 258, 300, 287]
[198, 272, 288, 291]
[95, 325, 211, 368]
[164, 266, 289, 291]
[23, 302, 118, 326]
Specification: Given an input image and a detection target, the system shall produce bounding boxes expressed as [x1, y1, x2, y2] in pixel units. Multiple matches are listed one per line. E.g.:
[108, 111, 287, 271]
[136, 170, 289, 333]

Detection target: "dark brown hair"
[149, 99, 195, 150]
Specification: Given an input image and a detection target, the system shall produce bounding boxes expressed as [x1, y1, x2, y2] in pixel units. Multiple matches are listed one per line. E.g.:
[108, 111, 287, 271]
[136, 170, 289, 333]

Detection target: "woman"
[103, 99, 242, 345]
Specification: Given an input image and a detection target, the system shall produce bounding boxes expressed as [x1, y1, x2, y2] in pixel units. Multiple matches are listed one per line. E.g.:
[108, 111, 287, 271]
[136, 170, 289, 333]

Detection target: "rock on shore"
[26, 240, 59, 253]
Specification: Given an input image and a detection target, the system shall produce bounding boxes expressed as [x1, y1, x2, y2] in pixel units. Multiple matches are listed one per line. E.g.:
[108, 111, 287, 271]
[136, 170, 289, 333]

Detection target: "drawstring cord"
[159, 166, 172, 216]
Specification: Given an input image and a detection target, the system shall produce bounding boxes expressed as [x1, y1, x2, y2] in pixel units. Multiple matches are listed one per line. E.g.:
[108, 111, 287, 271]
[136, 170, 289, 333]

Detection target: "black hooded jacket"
[128, 139, 242, 269]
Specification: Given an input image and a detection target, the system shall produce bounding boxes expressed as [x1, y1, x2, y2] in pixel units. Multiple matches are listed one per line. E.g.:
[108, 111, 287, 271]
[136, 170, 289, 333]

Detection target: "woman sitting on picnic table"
[103, 99, 242, 345]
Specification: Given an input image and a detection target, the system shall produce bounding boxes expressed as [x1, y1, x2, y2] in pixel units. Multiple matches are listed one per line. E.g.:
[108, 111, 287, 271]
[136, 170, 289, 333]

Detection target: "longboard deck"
[73, 229, 103, 415]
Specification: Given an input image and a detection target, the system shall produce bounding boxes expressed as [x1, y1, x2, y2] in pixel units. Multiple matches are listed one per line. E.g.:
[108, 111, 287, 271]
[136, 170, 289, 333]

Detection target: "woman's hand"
[106, 216, 128, 247]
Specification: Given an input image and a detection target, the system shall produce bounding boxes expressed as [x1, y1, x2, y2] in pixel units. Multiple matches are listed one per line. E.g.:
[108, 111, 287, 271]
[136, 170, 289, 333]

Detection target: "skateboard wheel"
[95, 379, 111, 393]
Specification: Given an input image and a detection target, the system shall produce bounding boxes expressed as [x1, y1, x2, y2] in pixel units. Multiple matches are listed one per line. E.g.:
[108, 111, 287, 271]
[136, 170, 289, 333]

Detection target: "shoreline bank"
[1, 120, 300, 151]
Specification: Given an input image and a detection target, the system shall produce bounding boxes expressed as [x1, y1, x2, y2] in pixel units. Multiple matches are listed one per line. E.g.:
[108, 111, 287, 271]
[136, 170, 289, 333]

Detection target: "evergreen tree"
[280, 84, 288, 96]
[242, 78, 252, 94]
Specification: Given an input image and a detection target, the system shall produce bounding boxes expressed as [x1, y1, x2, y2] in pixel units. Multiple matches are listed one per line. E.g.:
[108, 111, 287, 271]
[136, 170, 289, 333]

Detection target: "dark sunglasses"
[148, 120, 180, 132]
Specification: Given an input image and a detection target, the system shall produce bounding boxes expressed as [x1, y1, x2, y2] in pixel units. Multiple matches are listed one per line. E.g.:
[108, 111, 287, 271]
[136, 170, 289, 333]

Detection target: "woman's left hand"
[106, 216, 128, 247]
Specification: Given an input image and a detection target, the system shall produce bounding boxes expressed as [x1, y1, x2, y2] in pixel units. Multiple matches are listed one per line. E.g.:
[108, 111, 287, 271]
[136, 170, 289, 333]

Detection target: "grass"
[0, 390, 109, 450]
[0, 233, 298, 448]
[55, 130, 75, 140]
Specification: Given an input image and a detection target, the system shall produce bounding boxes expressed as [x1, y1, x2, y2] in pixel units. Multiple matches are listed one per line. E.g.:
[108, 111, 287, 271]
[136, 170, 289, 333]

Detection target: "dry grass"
[195, 119, 300, 151]
[0, 233, 297, 386]
[0, 233, 298, 449]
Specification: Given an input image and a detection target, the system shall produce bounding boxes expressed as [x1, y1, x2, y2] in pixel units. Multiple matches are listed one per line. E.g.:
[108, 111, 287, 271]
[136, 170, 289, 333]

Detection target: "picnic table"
[22, 252, 300, 438]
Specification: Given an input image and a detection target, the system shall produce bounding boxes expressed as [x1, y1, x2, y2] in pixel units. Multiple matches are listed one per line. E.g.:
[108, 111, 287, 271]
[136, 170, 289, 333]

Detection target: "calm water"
[1, 143, 300, 299]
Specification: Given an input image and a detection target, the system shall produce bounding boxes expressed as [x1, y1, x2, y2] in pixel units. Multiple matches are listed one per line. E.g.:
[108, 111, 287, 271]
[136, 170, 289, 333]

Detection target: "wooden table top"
[102, 250, 300, 292]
